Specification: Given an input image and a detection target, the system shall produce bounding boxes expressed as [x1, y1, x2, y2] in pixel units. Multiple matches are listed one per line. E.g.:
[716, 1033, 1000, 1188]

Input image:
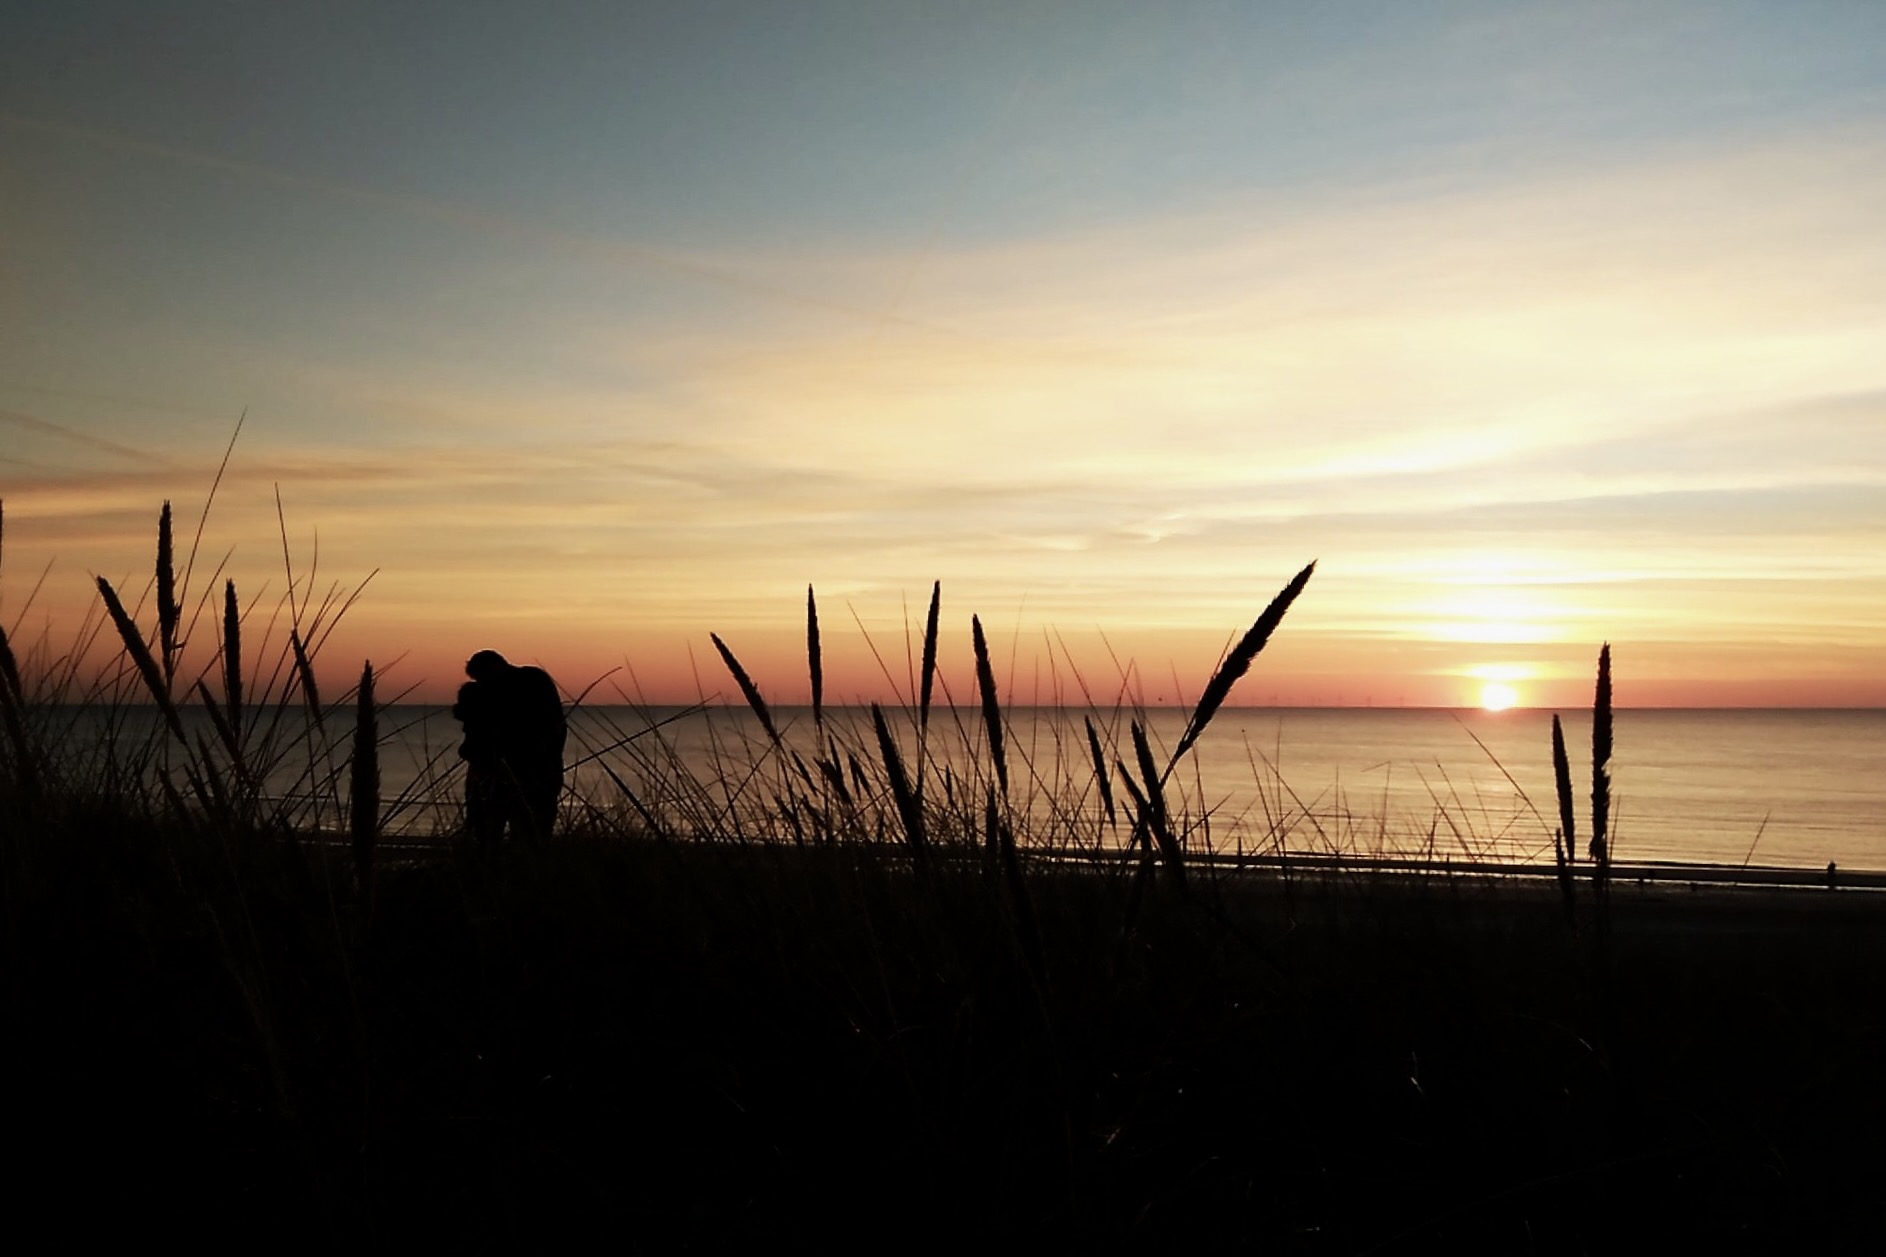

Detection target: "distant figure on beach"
[452, 650, 566, 850]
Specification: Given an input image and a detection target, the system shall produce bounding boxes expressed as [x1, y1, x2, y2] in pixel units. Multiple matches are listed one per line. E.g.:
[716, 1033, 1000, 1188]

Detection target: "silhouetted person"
[452, 650, 566, 851]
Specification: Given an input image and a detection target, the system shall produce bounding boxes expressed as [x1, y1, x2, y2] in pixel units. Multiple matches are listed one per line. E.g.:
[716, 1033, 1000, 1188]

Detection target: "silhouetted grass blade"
[1550, 713, 1577, 928]
[289, 627, 321, 721]
[191, 730, 230, 819]
[711, 632, 779, 745]
[1085, 715, 1115, 827]
[989, 784, 1045, 985]
[1113, 754, 1161, 937]
[871, 701, 925, 855]
[1591, 642, 1613, 878]
[971, 614, 1007, 797]
[196, 678, 241, 763]
[817, 754, 853, 808]
[1551, 714, 1576, 858]
[1132, 720, 1185, 888]
[1171, 560, 1315, 773]
[157, 501, 179, 687]
[806, 584, 823, 730]
[351, 661, 378, 897]
[222, 579, 242, 738]
[97, 576, 187, 744]
[920, 580, 940, 736]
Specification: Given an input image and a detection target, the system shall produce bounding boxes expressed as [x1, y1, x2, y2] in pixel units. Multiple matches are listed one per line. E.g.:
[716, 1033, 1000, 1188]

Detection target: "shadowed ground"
[10, 822, 1884, 1252]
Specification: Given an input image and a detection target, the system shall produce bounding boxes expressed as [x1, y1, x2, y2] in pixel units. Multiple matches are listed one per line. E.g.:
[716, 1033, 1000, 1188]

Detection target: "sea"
[35, 705, 1884, 873]
[238, 705, 1886, 871]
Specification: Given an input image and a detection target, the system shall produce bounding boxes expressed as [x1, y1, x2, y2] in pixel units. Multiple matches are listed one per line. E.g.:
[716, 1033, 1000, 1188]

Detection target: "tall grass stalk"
[871, 701, 925, 856]
[919, 580, 940, 737]
[96, 576, 187, 745]
[806, 585, 823, 731]
[1168, 560, 1315, 777]
[194, 679, 242, 768]
[1130, 720, 1186, 888]
[1550, 714, 1577, 930]
[222, 578, 243, 739]
[1085, 715, 1115, 829]
[178, 408, 245, 651]
[1591, 642, 1613, 903]
[289, 627, 320, 717]
[989, 783, 1046, 986]
[156, 501, 180, 688]
[971, 614, 1007, 798]
[350, 661, 378, 897]
[1113, 756, 1161, 934]
[711, 632, 780, 746]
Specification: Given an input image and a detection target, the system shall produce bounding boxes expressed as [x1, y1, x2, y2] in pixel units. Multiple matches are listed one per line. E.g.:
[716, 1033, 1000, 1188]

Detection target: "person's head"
[466, 650, 510, 681]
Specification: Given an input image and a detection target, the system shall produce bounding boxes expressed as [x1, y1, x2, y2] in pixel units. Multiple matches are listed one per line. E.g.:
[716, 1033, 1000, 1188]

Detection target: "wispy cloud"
[0, 407, 173, 467]
[5, 104, 1883, 701]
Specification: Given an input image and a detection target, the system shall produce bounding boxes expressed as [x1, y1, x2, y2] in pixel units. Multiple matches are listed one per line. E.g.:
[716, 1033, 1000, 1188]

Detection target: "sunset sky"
[3, 1, 1883, 708]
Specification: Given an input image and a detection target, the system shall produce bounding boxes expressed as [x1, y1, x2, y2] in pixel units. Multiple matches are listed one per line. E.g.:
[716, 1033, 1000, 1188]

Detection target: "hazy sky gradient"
[4, 1, 1883, 706]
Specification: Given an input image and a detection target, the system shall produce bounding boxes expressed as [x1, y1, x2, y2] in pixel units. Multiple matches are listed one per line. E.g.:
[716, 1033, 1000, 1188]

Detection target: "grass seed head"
[971, 613, 1007, 797]
[1550, 713, 1576, 857]
[1591, 643, 1613, 868]
[806, 585, 823, 729]
[157, 501, 179, 686]
[711, 632, 779, 745]
[1085, 715, 1116, 827]
[871, 701, 925, 854]
[97, 575, 187, 744]
[920, 581, 940, 735]
[1173, 560, 1315, 770]
[222, 579, 243, 738]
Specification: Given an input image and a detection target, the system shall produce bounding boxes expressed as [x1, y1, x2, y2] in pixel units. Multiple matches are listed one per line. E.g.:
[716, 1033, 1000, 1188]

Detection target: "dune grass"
[4, 505, 1885, 1249]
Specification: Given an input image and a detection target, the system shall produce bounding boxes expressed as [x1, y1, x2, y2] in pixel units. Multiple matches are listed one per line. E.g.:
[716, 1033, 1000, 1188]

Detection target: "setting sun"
[1479, 682, 1519, 712]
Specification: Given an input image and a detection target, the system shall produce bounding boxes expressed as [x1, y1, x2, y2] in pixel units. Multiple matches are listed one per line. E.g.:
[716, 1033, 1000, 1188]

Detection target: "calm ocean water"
[386, 705, 1879, 870]
[43, 705, 1885, 871]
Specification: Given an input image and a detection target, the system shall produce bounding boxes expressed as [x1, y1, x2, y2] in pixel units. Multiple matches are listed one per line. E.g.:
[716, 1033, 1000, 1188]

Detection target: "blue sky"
[3, 1, 1884, 705]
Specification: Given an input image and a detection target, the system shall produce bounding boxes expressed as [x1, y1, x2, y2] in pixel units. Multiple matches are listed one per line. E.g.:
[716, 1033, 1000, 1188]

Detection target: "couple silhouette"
[452, 650, 566, 850]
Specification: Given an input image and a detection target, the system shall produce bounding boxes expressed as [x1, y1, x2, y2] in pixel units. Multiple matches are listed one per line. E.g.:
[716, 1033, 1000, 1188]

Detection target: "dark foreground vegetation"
[4, 501, 1883, 1250]
[10, 818, 1886, 1252]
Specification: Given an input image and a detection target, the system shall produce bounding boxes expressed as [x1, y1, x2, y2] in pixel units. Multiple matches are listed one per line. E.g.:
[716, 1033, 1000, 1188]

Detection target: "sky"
[2, 0, 1883, 709]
